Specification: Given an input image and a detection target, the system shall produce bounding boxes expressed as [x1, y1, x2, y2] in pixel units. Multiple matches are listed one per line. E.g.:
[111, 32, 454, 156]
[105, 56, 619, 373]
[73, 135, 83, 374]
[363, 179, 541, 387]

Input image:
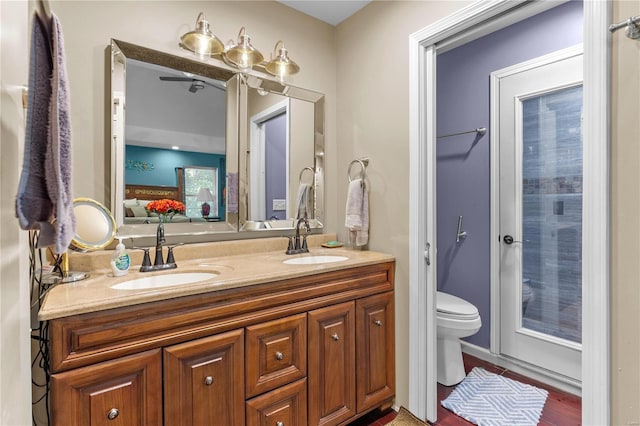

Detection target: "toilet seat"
[437, 291, 479, 319]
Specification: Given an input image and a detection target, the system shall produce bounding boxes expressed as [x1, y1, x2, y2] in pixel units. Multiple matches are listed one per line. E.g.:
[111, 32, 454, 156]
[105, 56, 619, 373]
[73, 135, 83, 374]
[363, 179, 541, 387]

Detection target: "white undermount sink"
[111, 272, 219, 290]
[283, 255, 349, 265]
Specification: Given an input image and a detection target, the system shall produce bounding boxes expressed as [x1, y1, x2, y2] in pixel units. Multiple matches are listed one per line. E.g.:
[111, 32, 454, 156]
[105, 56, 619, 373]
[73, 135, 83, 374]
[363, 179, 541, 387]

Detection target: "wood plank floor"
[348, 353, 581, 425]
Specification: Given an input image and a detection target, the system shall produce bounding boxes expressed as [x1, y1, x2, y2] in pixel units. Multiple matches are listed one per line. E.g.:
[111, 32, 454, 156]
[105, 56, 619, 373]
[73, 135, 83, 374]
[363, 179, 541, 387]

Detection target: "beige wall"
[611, 0, 640, 424]
[335, 0, 471, 409]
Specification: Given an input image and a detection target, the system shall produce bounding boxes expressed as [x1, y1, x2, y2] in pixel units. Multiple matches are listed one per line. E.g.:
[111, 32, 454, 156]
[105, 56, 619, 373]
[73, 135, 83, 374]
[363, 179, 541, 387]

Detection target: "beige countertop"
[38, 235, 394, 321]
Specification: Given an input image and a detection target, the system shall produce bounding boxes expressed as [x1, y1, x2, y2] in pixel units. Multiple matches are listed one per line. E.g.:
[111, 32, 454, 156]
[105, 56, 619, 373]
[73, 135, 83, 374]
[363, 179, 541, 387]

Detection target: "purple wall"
[436, 1, 583, 348]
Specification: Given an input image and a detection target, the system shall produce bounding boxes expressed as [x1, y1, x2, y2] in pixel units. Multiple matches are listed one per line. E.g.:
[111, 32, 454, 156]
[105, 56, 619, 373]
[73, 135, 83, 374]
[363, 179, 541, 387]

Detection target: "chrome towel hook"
[347, 158, 369, 183]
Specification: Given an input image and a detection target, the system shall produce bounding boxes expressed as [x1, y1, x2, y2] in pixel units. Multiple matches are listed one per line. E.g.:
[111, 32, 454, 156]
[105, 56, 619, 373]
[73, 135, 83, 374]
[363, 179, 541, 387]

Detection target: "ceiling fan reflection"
[159, 76, 225, 93]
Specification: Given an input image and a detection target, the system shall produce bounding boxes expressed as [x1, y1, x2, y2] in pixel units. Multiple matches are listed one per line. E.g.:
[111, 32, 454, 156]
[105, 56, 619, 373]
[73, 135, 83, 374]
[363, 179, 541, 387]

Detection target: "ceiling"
[277, 0, 371, 26]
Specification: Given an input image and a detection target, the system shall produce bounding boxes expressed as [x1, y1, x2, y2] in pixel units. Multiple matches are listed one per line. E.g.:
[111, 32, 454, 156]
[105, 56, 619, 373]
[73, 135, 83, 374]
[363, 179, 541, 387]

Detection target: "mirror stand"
[59, 252, 90, 283]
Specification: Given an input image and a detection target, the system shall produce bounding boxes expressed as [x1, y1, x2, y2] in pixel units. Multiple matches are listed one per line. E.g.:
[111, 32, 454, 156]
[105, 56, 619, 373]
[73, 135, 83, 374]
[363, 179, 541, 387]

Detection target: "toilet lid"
[437, 291, 479, 317]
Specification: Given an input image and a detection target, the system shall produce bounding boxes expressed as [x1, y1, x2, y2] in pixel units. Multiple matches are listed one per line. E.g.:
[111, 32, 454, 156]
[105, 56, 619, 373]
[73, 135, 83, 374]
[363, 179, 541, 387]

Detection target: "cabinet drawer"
[246, 313, 307, 398]
[246, 378, 307, 426]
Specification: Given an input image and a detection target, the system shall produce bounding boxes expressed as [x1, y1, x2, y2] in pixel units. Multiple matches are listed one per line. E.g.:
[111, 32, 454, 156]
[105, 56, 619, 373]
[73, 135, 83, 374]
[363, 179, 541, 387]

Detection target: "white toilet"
[437, 291, 482, 386]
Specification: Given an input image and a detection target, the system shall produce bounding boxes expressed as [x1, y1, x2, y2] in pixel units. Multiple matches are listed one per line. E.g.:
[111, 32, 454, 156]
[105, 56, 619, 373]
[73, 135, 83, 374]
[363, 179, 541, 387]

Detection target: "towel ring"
[347, 158, 369, 183]
[299, 167, 315, 184]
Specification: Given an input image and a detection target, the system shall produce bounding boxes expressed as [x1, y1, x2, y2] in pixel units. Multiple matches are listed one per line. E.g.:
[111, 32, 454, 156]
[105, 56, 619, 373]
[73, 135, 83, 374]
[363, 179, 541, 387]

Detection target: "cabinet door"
[50, 349, 162, 426]
[356, 291, 395, 412]
[308, 301, 355, 426]
[246, 378, 307, 426]
[164, 329, 244, 426]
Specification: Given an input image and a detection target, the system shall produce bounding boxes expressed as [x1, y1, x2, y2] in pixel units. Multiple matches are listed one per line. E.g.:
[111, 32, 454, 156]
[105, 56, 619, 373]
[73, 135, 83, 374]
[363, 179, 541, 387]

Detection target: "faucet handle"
[132, 247, 152, 270]
[165, 243, 183, 265]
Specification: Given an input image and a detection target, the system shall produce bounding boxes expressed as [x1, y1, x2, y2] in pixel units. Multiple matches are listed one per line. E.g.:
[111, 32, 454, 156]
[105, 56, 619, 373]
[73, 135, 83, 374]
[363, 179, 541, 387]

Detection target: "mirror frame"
[110, 39, 325, 243]
[70, 198, 117, 251]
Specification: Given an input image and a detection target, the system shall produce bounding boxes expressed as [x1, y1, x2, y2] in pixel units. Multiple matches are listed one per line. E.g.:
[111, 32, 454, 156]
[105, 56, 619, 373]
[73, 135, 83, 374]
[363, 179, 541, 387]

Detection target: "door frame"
[490, 45, 583, 382]
[249, 99, 290, 221]
[408, 0, 610, 423]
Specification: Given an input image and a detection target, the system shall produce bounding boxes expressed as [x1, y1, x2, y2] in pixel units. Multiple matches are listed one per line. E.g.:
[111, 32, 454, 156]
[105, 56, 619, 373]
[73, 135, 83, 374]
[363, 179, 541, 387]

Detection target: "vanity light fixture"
[179, 18, 301, 81]
[179, 12, 224, 56]
[223, 27, 264, 72]
[265, 40, 300, 82]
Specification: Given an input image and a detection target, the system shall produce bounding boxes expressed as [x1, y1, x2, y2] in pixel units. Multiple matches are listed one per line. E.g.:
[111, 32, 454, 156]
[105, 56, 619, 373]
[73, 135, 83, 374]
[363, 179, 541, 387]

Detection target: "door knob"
[502, 235, 521, 245]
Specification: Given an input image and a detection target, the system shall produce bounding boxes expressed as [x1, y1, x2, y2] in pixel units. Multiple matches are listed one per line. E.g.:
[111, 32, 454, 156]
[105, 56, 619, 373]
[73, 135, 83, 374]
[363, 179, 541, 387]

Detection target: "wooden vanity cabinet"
[50, 349, 162, 426]
[308, 301, 356, 425]
[47, 261, 395, 426]
[164, 329, 245, 426]
[356, 291, 395, 413]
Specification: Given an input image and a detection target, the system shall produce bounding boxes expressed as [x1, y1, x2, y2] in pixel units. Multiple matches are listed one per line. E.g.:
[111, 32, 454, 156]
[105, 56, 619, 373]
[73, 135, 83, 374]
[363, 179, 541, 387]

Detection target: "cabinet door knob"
[275, 351, 284, 360]
[204, 376, 214, 386]
[276, 422, 284, 426]
[107, 408, 119, 420]
[331, 333, 339, 341]
[374, 320, 383, 326]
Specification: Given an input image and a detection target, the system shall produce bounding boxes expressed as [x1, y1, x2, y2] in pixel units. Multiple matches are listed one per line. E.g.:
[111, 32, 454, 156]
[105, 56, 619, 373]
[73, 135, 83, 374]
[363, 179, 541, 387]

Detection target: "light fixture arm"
[272, 40, 285, 57]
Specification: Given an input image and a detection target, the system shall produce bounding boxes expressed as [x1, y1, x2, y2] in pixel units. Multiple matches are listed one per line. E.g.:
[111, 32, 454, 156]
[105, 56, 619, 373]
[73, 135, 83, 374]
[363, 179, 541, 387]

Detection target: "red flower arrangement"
[145, 199, 185, 222]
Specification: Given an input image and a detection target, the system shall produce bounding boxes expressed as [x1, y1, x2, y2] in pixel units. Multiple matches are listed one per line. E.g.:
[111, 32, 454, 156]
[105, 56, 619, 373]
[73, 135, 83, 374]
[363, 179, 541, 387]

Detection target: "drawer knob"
[331, 333, 339, 341]
[276, 422, 284, 426]
[204, 376, 214, 386]
[107, 408, 119, 420]
[374, 320, 383, 326]
[275, 351, 284, 361]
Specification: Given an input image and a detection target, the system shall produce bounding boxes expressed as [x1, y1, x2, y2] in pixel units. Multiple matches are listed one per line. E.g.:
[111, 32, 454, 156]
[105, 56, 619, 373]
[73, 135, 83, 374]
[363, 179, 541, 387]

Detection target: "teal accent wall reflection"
[125, 145, 226, 220]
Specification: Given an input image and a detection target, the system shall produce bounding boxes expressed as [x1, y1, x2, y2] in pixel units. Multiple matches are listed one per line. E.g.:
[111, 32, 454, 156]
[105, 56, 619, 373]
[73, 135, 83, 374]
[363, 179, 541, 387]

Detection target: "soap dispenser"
[111, 238, 130, 277]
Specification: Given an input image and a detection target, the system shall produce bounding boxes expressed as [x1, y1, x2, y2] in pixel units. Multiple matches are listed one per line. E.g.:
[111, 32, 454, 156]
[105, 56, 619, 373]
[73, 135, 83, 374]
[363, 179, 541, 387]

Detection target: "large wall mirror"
[110, 40, 324, 241]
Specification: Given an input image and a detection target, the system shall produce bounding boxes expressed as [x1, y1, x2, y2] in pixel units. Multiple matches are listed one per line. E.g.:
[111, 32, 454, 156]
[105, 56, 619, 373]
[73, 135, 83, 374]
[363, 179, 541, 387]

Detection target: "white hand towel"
[296, 183, 311, 219]
[345, 179, 369, 246]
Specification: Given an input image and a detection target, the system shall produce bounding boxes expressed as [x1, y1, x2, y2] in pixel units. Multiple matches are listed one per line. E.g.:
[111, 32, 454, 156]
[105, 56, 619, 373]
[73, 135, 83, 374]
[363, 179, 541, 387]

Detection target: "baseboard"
[461, 341, 582, 396]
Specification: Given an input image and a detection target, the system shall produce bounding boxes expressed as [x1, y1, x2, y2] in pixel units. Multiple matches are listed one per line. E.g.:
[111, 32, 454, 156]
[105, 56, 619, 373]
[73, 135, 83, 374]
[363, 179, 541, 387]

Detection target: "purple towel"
[16, 12, 75, 254]
[47, 13, 75, 254]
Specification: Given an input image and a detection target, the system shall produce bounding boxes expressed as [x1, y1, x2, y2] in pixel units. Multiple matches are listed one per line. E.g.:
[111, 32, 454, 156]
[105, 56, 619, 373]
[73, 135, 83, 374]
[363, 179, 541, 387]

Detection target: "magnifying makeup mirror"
[61, 198, 116, 282]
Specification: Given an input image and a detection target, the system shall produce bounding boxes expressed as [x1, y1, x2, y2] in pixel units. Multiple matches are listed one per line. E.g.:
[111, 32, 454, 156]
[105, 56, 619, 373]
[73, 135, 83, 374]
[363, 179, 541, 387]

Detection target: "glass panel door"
[521, 85, 583, 344]
[496, 49, 582, 380]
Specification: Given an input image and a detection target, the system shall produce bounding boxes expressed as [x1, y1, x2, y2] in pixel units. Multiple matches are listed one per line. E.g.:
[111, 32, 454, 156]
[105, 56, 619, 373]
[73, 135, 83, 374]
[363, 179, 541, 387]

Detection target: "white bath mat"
[441, 367, 548, 426]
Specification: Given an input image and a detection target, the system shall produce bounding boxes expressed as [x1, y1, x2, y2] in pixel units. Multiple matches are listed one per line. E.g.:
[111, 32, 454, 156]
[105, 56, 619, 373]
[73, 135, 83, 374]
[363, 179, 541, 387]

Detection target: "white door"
[493, 47, 582, 381]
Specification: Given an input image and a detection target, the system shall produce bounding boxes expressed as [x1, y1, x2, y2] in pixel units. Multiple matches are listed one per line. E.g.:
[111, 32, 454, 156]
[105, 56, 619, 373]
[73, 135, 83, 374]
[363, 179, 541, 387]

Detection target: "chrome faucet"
[136, 223, 181, 272]
[286, 217, 310, 255]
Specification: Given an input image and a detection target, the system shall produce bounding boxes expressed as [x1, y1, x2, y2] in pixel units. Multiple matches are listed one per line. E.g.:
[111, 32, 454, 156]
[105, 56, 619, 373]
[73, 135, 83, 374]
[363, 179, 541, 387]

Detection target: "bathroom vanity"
[40, 239, 395, 426]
